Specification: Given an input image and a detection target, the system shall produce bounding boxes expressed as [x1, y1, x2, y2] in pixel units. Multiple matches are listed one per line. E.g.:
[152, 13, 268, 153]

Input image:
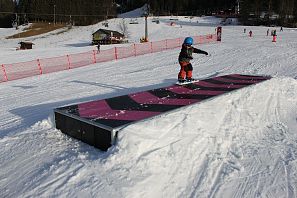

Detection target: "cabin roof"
[92, 29, 124, 37]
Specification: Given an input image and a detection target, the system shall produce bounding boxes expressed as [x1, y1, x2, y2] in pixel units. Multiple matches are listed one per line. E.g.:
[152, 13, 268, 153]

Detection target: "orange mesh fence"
[192, 34, 217, 45]
[135, 42, 151, 56]
[4, 60, 41, 81]
[116, 45, 135, 59]
[39, 55, 69, 74]
[151, 40, 167, 53]
[68, 51, 94, 68]
[166, 38, 181, 49]
[94, 48, 115, 63]
[206, 34, 216, 41]
[1, 64, 8, 82]
[1, 33, 218, 83]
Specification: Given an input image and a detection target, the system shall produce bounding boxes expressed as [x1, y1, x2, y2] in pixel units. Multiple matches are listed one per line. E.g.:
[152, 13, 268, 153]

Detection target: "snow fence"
[0, 34, 217, 83]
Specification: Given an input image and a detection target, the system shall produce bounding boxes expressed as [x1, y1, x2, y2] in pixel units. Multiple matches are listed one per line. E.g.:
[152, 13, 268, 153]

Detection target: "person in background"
[249, 30, 253, 37]
[177, 37, 208, 83]
[267, 29, 269, 36]
[97, 43, 100, 53]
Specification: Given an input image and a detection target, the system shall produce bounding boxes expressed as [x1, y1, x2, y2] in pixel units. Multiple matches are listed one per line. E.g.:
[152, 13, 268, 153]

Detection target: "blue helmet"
[183, 37, 193, 45]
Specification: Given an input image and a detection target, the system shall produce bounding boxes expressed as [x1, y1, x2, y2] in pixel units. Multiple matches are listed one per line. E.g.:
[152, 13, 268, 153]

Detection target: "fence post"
[165, 39, 168, 49]
[114, 47, 118, 60]
[1, 64, 8, 81]
[92, 50, 96, 63]
[67, 55, 71, 69]
[133, 44, 137, 56]
[37, 59, 42, 75]
[150, 42, 153, 53]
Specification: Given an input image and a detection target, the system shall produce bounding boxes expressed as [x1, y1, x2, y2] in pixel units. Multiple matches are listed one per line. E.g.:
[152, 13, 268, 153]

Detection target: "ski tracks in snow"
[110, 77, 297, 198]
[207, 78, 297, 198]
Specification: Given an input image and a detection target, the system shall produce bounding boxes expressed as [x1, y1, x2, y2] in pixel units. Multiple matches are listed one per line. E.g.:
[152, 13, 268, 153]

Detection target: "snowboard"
[175, 79, 199, 85]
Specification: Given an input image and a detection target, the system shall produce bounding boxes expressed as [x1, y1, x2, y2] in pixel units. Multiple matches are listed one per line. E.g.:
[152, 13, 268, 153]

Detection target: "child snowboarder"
[178, 37, 208, 83]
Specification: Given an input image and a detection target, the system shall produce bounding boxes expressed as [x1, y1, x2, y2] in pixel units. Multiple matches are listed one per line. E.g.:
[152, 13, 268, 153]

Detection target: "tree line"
[0, 0, 116, 27]
[119, 0, 297, 26]
[0, 0, 16, 27]
[239, 0, 297, 26]
[1, 0, 297, 27]
[118, 0, 237, 16]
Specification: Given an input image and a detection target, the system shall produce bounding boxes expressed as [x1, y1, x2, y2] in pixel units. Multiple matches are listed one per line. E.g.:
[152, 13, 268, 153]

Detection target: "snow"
[1, 13, 297, 197]
[118, 4, 148, 18]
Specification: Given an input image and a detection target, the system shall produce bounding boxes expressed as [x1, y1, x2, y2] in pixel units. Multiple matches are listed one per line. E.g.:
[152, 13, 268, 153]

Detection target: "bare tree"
[118, 19, 129, 38]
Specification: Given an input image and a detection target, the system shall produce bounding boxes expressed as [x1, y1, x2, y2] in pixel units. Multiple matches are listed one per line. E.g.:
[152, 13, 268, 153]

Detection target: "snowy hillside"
[1, 14, 297, 197]
[117, 4, 148, 18]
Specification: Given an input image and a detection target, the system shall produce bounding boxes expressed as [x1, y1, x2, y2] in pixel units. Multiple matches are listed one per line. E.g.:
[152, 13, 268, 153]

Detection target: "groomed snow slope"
[1, 16, 297, 197]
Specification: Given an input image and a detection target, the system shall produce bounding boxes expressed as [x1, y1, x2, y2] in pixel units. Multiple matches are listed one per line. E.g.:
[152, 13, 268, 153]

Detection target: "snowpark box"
[54, 74, 271, 151]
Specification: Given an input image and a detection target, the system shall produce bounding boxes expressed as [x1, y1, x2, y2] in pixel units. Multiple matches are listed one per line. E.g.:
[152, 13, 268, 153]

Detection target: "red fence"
[0, 33, 218, 83]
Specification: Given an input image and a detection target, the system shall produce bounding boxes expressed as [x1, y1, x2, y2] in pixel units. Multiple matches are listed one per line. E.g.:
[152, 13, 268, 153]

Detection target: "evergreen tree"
[16, 0, 116, 25]
[3, 0, 296, 27]
[294, 0, 297, 20]
[0, 0, 15, 27]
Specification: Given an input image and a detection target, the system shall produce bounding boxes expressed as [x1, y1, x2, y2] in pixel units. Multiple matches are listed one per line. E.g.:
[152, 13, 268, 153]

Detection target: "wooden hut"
[19, 41, 34, 50]
[92, 29, 126, 45]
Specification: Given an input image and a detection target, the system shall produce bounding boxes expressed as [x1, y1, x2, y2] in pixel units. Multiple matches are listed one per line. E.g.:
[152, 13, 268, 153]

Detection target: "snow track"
[1, 20, 297, 197]
[108, 78, 297, 198]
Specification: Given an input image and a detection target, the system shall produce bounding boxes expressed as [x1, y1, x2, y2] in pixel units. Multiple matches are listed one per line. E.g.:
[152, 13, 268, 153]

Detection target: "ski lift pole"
[144, 14, 148, 42]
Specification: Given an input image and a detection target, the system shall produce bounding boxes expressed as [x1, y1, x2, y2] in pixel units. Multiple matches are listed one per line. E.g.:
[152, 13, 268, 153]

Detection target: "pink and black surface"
[54, 74, 271, 151]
